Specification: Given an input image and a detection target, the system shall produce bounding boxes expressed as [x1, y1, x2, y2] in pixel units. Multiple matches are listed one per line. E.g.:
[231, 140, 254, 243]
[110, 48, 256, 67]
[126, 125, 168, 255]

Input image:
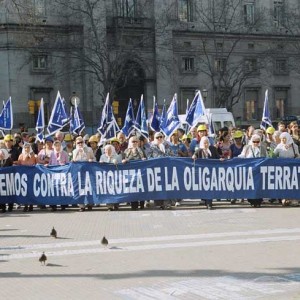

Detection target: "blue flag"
[47, 91, 69, 135]
[160, 94, 181, 137]
[0, 97, 13, 131]
[70, 101, 85, 135]
[260, 89, 272, 130]
[121, 99, 136, 138]
[150, 97, 161, 132]
[135, 95, 148, 138]
[97, 93, 120, 144]
[35, 98, 45, 142]
[185, 90, 206, 127]
[159, 99, 166, 131]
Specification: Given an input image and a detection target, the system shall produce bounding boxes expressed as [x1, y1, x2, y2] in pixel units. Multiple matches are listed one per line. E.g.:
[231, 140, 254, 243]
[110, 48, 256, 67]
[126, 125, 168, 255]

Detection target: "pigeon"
[50, 227, 57, 238]
[39, 252, 47, 265]
[101, 236, 108, 247]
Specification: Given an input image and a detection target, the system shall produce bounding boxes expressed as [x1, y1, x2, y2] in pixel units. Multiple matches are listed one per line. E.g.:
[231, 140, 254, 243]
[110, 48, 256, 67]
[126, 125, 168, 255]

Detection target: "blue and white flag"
[97, 93, 120, 144]
[186, 98, 189, 116]
[70, 100, 85, 135]
[260, 89, 272, 130]
[185, 90, 206, 127]
[159, 99, 166, 131]
[0, 97, 13, 132]
[121, 99, 136, 138]
[135, 95, 148, 138]
[35, 98, 45, 142]
[150, 97, 160, 132]
[160, 94, 181, 137]
[47, 91, 69, 135]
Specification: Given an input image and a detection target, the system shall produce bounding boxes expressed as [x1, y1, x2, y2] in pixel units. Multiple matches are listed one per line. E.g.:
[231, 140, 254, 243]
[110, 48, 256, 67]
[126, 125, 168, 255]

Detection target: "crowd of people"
[0, 119, 299, 213]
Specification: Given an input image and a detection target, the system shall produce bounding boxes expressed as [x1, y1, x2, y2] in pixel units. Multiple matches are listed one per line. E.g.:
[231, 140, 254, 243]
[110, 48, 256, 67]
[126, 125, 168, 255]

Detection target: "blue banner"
[0, 158, 300, 205]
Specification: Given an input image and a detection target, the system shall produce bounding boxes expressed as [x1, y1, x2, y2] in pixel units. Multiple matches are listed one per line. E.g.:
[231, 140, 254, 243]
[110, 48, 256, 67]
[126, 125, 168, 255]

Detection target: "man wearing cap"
[4, 134, 21, 162]
[64, 134, 74, 161]
[230, 130, 245, 158]
[189, 124, 214, 157]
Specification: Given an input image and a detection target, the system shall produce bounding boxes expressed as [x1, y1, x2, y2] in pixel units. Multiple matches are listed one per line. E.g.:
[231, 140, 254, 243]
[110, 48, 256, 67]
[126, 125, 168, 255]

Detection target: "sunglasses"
[77, 141, 83, 144]
[132, 141, 138, 143]
[252, 141, 260, 143]
[156, 136, 163, 139]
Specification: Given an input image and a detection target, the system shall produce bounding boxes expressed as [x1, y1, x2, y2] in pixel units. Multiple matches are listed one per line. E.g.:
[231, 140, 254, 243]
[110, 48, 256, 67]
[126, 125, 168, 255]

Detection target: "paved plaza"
[1, 201, 300, 300]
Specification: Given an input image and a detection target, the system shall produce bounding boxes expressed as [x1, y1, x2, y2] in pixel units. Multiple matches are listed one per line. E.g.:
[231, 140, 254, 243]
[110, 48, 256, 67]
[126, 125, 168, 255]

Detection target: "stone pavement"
[1, 201, 300, 300]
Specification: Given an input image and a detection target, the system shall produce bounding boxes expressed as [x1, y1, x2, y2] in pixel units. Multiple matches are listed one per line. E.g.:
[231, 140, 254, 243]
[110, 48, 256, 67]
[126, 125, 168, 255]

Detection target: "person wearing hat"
[37, 136, 54, 165]
[189, 124, 214, 157]
[229, 130, 245, 158]
[4, 134, 21, 162]
[110, 137, 122, 155]
[264, 127, 277, 157]
[88, 135, 101, 162]
[0, 147, 14, 213]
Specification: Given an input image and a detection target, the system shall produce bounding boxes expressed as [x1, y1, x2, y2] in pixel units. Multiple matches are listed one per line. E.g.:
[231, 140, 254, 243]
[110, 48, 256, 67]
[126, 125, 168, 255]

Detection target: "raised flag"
[0, 97, 13, 131]
[121, 98, 135, 138]
[35, 98, 45, 142]
[150, 97, 160, 132]
[185, 90, 206, 127]
[70, 100, 85, 135]
[260, 89, 272, 130]
[47, 91, 69, 135]
[160, 94, 181, 137]
[135, 95, 148, 138]
[97, 93, 120, 144]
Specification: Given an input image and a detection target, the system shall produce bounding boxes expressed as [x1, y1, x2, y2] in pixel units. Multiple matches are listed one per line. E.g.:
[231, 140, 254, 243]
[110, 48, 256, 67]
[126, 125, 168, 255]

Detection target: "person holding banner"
[100, 144, 122, 211]
[17, 143, 37, 212]
[192, 136, 221, 210]
[148, 132, 174, 209]
[37, 136, 54, 165]
[0, 148, 14, 213]
[122, 136, 147, 210]
[73, 136, 95, 211]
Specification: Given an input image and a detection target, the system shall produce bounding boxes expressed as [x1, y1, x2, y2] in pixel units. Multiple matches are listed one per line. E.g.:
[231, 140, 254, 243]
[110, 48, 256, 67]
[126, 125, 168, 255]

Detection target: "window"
[214, 58, 226, 72]
[274, 0, 285, 27]
[275, 88, 287, 118]
[244, 58, 258, 73]
[182, 57, 195, 72]
[244, 2, 255, 25]
[34, 0, 46, 15]
[248, 43, 254, 49]
[117, 0, 137, 18]
[32, 55, 48, 70]
[275, 59, 288, 74]
[178, 0, 193, 22]
[245, 89, 258, 120]
[217, 42, 223, 49]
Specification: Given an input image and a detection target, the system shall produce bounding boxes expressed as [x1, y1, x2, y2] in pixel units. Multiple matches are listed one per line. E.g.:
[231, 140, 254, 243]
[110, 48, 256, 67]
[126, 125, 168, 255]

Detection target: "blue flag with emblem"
[97, 93, 120, 144]
[70, 99, 85, 135]
[47, 91, 69, 135]
[185, 90, 206, 127]
[160, 94, 181, 137]
[150, 97, 161, 132]
[0, 97, 13, 132]
[121, 98, 136, 138]
[35, 98, 45, 142]
[135, 95, 148, 138]
[260, 89, 272, 130]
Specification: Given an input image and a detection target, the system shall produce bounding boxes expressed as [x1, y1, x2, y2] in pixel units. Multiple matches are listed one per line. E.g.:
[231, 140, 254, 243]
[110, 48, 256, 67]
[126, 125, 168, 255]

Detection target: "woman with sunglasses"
[238, 134, 267, 207]
[73, 136, 95, 211]
[122, 136, 147, 210]
[148, 132, 174, 209]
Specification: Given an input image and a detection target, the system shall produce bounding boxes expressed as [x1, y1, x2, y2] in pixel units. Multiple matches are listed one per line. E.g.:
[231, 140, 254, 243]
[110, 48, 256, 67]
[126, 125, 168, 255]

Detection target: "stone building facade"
[1, 0, 300, 131]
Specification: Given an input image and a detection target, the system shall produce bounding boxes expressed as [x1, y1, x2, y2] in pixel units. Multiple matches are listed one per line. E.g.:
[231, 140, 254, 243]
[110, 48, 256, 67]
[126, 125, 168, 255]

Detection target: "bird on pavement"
[50, 227, 57, 238]
[101, 236, 108, 247]
[39, 252, 47, 265]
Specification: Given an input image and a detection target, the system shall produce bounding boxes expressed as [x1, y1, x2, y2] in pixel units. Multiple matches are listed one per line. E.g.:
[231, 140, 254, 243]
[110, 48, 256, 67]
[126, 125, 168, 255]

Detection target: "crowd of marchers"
[0, 120, 299, 213]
